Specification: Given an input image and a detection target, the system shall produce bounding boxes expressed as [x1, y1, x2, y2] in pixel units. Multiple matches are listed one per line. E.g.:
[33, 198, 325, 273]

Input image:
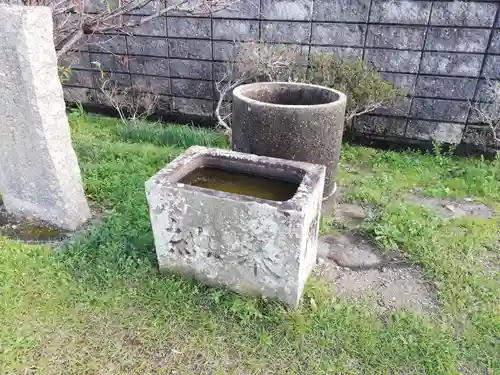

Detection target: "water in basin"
[180, 167, 299, 201]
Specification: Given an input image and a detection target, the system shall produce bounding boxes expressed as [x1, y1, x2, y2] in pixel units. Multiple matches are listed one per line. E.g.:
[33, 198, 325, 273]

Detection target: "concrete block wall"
[62, 0, 500, 150]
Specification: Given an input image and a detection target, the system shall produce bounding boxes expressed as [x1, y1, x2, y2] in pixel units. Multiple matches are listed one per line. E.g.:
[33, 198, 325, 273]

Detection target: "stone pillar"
[0, 5, 91, 230]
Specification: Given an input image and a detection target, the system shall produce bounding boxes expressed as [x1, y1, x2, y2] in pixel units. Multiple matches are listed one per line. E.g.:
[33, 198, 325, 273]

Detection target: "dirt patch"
[408, 196, 494, 219]
[315, 233, 437, 313]
[314, 262, 436, 313]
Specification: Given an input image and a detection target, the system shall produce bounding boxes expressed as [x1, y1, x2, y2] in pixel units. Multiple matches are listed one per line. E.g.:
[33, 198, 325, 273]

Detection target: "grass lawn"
[1, 111, 498, 374]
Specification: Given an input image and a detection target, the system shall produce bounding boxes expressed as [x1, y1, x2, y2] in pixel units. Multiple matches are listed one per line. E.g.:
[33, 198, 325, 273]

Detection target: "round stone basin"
[231, 82, 347, 197]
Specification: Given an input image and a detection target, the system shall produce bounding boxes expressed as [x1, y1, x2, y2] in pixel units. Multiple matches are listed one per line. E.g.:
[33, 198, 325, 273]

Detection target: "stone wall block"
[406, 120, 465, 144]
[379, 72, 417, 94]
[355, 116, 407, 137]
[127, 36, 168, 56]
[213, 19, 260, 41]
[262, 0, 314, 21]
[212, 0, 260, 18]
[170, 59, 213, 80]
[489, 30, 500, 54]
[420, 52, 483, 77]
[366, 26, 426, 50]
[60, 0, 500, 151]
[475, 79, 500, 102]
[415, 76, 477, 100]
[168, 39, 212, 60]
[90, 53, 130, 73]
[131, 74, 170, 95]
[88, 34, 127, 54]
[483, 56, 500, 79]
[262, 21, 311, 44]
[364, 49, 421, 73]
[312, 23, 365, 47]
[313, 0, 370, 22]
[129, 56, 169, 76]
[373, 98, 412, 117]
[170, 78, 213, 99]
[172, 97, 213, 116]
[65, 69, 94, 87]
[370, 0, 432, 24]
[425, 28, 490, 53]
[310, 46, 363, 61]
[410, 98, 469, 122]
[430, 2, 497, 27]
[167, 17, 211, 39]
[126, 15, 166, 37]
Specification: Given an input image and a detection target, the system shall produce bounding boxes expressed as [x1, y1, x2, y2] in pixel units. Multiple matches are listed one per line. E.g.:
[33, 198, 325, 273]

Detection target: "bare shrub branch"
[12, 0, 241, 59]
[214, 57, 247, 134]
[345, 102, 387, 122]
[92, 61, 159, 125]
[214, 42, 304, 138]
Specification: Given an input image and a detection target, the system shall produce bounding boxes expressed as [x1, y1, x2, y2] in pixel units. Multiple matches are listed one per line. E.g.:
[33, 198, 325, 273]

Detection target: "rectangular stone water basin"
[145, 146, 325, 307]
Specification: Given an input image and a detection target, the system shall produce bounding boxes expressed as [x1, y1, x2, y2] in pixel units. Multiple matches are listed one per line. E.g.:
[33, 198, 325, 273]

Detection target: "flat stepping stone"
[408, 196, 494, 219]
[318, 233, 382, 269]
[335, 204, 370, 225]
[322, 198, 372, 228]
